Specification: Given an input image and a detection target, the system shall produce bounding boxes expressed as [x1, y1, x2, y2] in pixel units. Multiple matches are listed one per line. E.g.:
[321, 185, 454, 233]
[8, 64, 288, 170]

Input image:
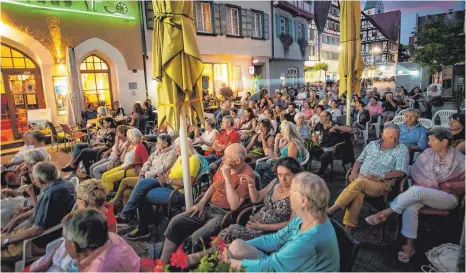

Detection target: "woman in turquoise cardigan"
[221, 172, 340, 272]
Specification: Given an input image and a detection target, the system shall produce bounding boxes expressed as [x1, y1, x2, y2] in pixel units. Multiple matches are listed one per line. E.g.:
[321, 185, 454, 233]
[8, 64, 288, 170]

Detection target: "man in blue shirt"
[1, 162, 75, 262]
[399, 109, 428, 151]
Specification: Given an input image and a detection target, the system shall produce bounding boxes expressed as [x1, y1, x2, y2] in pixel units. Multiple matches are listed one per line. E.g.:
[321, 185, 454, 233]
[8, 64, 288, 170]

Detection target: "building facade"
[360, 7, 401, 80]
[306, 0, 340, 82]
[269, 0, 312, 91]
[1, 0, 147, 141]
[145, 1, 272, 98]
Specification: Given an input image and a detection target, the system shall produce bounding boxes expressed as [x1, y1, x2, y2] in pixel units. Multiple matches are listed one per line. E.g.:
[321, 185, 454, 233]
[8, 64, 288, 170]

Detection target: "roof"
[364, 1, 383, 11]
[368, 10, 401, 42]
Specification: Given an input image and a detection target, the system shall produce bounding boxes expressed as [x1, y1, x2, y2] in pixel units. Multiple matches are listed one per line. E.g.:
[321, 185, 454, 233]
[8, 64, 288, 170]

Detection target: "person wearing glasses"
[365, 127, 464, 263]
[159, 143, 254, 263]
[220, 172, 339, 272]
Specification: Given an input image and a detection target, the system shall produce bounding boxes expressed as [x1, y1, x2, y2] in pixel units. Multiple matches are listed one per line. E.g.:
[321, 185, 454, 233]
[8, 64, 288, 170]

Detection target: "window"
[80, 55, 112, 107]
[286, 67, 298, 87]
[253, 12, 262, 38]
[298, 24, 303, 39]
[195, 2, 212, 33]
[227, 7, 240, 36]
[280, 17, 286, 34]
[1, 44, 36, 69]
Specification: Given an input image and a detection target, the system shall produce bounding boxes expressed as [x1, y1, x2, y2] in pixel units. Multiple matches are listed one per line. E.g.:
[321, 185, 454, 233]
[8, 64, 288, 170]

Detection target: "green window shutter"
[295, 21, 299, 41]
[220, 4, 227, 35]
[213, 3, 222, 35]
[287, 18, 294, 40]
[302, 23, 308, 40]
[263, 13, 269, 40]
[275, 14, 281, 38]
[246, 9, 253, 38]
[241, 8, 247, 37]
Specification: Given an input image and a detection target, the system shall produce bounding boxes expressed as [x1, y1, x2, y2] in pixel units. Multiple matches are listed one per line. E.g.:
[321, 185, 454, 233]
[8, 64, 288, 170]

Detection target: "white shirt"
[427, 89, 442, 98]
[296, 92, 308, 100]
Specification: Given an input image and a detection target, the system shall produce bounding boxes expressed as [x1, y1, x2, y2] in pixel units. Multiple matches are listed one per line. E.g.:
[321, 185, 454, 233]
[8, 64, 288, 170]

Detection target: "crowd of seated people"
[1, 82, 464, 272]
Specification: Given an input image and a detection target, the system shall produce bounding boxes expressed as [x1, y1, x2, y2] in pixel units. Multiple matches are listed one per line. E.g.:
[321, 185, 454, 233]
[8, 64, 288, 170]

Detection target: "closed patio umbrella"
[338, 0, 365, 125]
[66, 47, 85, 126]
[152, 0, 204, 208]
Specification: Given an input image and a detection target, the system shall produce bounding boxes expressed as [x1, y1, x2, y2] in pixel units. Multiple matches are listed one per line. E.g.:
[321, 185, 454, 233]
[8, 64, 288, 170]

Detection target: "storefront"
[1, 0, 147, 141]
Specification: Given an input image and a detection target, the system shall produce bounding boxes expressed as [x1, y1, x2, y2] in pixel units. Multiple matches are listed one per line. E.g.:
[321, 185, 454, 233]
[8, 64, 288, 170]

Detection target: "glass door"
[0, 72, 14, 142]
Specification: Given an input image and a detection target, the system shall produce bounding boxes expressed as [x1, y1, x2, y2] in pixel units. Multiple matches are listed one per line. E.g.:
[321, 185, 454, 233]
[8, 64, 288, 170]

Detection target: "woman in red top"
[101, 128, 149, 192]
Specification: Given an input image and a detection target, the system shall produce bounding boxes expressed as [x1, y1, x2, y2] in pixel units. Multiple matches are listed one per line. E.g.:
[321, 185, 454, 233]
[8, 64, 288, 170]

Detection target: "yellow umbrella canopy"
[152, 0, 204, 132]
[338, 0, 365, 99]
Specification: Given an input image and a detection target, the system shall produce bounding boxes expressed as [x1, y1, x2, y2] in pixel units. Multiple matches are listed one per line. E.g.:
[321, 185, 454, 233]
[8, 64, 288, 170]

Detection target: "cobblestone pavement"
[2, 141, 462, 272]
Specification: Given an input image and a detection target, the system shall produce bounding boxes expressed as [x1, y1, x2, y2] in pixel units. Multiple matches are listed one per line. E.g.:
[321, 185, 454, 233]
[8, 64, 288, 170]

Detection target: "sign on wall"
[53, 76, 68, 116]
[249, 66, 255, 75]
[2, 0, 136, 20]
[27, 108, 52, 132]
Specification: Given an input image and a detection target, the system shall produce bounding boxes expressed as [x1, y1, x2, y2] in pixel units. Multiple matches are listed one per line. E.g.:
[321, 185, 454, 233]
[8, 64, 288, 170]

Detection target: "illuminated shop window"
[80, 55, 112, 107]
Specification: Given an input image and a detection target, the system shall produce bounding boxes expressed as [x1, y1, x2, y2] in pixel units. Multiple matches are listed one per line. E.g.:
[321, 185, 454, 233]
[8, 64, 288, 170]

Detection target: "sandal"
[365, 212, 387, 226]
[398, 247, 415, 263]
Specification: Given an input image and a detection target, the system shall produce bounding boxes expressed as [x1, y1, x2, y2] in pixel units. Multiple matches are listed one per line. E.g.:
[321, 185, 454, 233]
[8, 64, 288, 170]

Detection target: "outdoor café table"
[115, 116, 128, 124]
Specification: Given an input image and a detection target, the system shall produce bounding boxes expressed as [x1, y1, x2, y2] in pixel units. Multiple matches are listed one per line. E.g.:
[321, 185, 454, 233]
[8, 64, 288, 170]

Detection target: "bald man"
[160, 143, 254, 261]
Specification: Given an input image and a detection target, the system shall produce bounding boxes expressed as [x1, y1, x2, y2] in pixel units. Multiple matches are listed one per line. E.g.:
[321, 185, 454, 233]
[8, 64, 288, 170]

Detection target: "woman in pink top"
[366, 96, 383, 116]
[63, 209, 140, 272]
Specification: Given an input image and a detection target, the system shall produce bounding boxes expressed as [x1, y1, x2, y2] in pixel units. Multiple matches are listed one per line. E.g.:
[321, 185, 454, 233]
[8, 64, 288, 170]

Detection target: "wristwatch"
[3, 238, 10, 247]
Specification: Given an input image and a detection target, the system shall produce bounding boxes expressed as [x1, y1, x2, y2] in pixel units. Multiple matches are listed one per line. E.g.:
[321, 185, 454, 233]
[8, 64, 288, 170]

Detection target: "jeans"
[138, 187, 184, 232]
[90, 158, 111, 179]
[254, 158, 277, 188]
[390, 186, 458, 239]
[121, 178, 162, 217]
[72, 143, 90, 159]
[80, 149, 99, 175]
[164, 203, 229, 252]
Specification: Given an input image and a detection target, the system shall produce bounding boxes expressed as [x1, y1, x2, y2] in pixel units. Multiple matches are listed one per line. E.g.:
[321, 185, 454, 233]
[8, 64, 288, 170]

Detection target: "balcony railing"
[274, 1, 313, 20]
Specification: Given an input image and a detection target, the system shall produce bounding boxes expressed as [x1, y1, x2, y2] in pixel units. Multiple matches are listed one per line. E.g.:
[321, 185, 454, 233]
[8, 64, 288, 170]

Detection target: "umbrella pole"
[179, 105, 194, 209]
[346, 92, 352, 126]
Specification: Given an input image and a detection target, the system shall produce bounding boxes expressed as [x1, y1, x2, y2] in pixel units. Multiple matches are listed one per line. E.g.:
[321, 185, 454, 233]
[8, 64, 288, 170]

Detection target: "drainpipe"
[270, 1, 275, 62]
[138, 1, 149, 98]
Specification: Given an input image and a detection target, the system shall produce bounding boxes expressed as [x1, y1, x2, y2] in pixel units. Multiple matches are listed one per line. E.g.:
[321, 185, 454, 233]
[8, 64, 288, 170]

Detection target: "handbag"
[422, 243, 460, 272]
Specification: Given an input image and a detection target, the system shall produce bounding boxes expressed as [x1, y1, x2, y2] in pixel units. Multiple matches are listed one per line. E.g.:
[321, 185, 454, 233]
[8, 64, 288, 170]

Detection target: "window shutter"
[295, 21, 299, 41]
[193, 3, 198, 31]
[287, 18, 294, 41]
[246, 9, 253, 38]
[241, 8, 247, 37]
[275, 14, 281, 38]
[213, 3, 222, 35]
[302, 23, 308, 40]
[219, 4, 227, 35]
[264, 13, 269, 40]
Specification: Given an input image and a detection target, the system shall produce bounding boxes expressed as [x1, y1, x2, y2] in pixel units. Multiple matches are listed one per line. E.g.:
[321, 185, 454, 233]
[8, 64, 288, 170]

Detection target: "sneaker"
[126, 228, 150, 240]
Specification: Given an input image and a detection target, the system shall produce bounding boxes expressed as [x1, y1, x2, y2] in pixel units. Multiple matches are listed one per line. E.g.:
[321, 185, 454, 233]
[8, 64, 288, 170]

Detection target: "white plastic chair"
[389, 115, 405, 125]
[397, 108, 409, 116]
[432, 110, 456, 128]
[69, 176, 79, 190]
[419, 118, 433, 129]
[363, 116, 382, 145]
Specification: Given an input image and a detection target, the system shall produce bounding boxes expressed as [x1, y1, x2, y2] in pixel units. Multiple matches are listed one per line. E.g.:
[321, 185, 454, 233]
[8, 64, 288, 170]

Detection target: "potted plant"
[153, 237, 244, 272]
[279, 33, 294, 55]
[297, 38, 309, 59]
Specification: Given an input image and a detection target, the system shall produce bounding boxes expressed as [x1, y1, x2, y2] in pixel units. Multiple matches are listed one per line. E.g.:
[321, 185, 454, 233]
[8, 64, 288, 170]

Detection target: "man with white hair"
[1, 162, 75, 263]
[328, 124, 409, 232]
[160, 143, 254, 263]
[399, 109, 427, 151]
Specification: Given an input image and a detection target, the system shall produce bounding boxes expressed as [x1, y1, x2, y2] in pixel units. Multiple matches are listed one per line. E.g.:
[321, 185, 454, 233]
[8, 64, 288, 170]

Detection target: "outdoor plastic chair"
[387, 115, 405, 125]
[419, 118, 433, 129]
[363, 116, 382, 145]
[432, 110, 456, 128]
[397, 108, 409, 116]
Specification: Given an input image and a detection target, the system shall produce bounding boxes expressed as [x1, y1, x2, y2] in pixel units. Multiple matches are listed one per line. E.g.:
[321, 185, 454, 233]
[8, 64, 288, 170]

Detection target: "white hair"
[127, 128, 143, 143]
[32, 162, 60, 184]
[292, 172, 329, 218]
[97, 106, 107, 116]
[294, 112, 305, 123]
[24, 149, 49, 166]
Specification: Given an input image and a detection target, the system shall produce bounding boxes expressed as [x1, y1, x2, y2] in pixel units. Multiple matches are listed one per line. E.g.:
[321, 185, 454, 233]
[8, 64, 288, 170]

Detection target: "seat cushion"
[419, 207, 450, 216]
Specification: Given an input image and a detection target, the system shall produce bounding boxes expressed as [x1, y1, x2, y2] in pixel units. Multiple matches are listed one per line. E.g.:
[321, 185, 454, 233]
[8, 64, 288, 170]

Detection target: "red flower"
[153, 259, 166, 272]
[170, 245, 188, 269]
[210, 236, 226, 253]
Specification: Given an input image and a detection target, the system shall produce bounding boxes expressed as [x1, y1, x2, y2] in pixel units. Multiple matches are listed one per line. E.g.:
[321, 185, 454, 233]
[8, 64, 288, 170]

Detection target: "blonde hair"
[24, 149, 49, 166]
[76, 179, 108, 208]
[174, 137, 198, 156]
[280, 121, 305, 150]
[292, 172, 329, 218]
[127, 128, 143, 143]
